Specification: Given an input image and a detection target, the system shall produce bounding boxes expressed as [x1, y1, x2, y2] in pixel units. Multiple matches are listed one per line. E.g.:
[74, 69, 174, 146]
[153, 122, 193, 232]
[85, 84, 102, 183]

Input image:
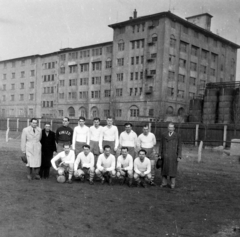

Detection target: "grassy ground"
[0, 131, 240, 237]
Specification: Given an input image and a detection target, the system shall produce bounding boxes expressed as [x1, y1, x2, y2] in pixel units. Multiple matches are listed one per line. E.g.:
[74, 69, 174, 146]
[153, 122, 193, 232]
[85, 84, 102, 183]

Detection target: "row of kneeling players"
[51, 144, 155, 188]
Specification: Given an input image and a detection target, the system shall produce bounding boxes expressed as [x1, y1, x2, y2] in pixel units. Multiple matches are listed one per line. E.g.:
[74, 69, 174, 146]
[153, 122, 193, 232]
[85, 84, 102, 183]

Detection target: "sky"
[0, 0, 240, 78]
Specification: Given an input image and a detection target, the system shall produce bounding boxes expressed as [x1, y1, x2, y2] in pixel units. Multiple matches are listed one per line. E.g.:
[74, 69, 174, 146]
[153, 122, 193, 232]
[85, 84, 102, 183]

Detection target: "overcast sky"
[0, 0, 240, 78]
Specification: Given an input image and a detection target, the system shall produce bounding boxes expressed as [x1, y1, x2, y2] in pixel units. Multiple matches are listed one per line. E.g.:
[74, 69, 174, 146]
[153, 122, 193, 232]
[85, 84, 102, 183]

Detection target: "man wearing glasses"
[55, 117, 73, 153]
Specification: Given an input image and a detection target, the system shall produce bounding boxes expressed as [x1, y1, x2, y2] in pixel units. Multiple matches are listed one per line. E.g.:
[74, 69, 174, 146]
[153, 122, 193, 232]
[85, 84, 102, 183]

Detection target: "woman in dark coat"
[40, 123, 57, 178]
[159, 122, 182, 188]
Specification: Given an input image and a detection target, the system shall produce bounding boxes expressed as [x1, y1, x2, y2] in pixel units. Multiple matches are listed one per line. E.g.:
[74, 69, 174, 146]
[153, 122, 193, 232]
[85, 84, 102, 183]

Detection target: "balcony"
[147, 58, 154, 62]
[148, 41, 154, 46]
[145, 86, 153, 95]
[148, 25, 154, 29]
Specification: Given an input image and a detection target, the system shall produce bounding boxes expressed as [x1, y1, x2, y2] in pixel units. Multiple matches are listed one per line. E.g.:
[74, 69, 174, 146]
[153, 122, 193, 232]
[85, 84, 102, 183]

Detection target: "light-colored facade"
[0, 11, 239, 120]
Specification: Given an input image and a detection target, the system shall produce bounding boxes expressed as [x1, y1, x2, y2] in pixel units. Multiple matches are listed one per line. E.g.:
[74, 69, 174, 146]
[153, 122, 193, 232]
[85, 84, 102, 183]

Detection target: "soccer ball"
[57, 175, 66, 183]
[74, 169, 84, 178]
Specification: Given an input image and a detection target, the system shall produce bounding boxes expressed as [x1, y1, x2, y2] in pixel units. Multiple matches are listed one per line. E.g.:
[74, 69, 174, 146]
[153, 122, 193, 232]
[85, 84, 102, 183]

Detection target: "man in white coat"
[21, 118, 42, 180]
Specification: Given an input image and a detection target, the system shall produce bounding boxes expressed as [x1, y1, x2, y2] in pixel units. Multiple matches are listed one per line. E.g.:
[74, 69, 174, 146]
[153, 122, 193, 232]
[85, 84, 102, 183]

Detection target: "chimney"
[133, 9, 137, 19]
[129, 17, 133, 20]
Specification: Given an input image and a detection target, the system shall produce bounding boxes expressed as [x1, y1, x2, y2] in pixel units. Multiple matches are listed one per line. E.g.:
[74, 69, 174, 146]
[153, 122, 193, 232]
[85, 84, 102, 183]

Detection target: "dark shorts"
[75, 141, 87, 156]
[102, 140, 116, 155]
[90, 140, 100, 155]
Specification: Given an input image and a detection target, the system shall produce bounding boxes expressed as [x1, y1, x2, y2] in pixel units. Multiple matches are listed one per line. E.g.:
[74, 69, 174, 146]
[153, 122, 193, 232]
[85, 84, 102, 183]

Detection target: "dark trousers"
[39, 166, 51, 178]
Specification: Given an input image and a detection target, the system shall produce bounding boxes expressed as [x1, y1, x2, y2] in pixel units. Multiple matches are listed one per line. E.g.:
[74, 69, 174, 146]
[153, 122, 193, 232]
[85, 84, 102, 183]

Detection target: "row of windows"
[130, 71, 144, 80]
[43, 74, 55, 82]
[2, 70, 35, 80]
[129, 87, 142, 96]
[42, 101, 54, 107]
[43, 86, 54, 94]
[2, 82, 34, 90]
[43, 62, 56, 69]
[131, 55, 144, 65]
[2, 94, 34, 102]
[2, 108, 34, 117]
[131, 39, 145, 49]
[3, 58, 35, 69]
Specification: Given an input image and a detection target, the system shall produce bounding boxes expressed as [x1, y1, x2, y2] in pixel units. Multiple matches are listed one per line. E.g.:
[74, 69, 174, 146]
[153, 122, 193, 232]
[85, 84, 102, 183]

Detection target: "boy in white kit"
[74, 144, 95, 185]
[88, 117, 103, 164]
[116, 147, 133, 187]
[99, 117, 119, 154]
[51, 144, 75, 184]
[72, 116, 89, 156]
[134, 149, 152, 188]
[95, 145, 116, 185]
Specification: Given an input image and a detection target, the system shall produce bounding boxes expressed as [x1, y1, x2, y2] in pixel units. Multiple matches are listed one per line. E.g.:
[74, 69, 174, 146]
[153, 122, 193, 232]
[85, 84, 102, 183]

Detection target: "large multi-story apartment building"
[0, 10, 239, 120]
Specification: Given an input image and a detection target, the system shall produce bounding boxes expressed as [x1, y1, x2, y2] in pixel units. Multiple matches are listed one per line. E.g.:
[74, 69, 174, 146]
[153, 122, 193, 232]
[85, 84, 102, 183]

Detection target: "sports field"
[0, 131, 240, 237]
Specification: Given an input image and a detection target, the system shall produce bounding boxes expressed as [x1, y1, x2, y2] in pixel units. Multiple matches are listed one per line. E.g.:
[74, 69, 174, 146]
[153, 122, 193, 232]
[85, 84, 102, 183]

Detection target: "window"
[179, 59, 186, 68]
[3, 74, 6, 80]
[193, 31, 198, 38]
[130, 107, 139, 117]
[130, 73, 134, 81]
[190, 62, 197, 71]
[31, 58, 35, 64]
[129, 88, 133, 96]
[131, 57, 134, 65]
[29, 94, 34, 100]
[69, 65, 77, 73]
[11, 84, 15, 90]
[151, 53, 157, 58]
[20, 83, 24, 89]
[60, 67, 65, 74]
[135, 72, 138, 80]
[150, 70, 156, 75]
[60, 54, 66, 61]
[142, 23, 145, 31]
[177, 90, 184, 98]
[30, 70, 35, 77]
[200, 65, 207, 74]
[2, 95, 6, 101]
[169, 54, 175, 64]
[68, 107, 75, 117]
[80, 50, 90, 58]
[91, 91, 101, 99]
[137, 24, 140, 32]
[11, 73, 15, 79]
[152, 19, 159, 27]
[178, 74, 185, 83]
[141, 39, 145, 48]
[106, 46, 112, 54]
[92, 62, 102, 71]
[170, 35, 176, 48]
[180, 41, 188, 53]
[189, 77, 196, 86]
[3, 84, 6, 90]
[189, 92, 195, 99]
[106, 60, 112, 69]
[68, 92, 77, 99]
[191, 46, 198, 56]
[211, 53, 217, 63]
[21, 71, 25, 78]
[59, 110, 63, 117]
[104, 110, 110, 118]
[140, 71, 143, 79]
[104, 75, 111, 83]
[201, 50, 208, 60]
[104, 90, 110, 97]
[141, 56, 144, 64]
[182, 25, 188, 34]
[115, 109, 122, 117]
[3, 62, 7, 68]
[134, 88, 138, 96]
[60, 80, 65, 86]
[30, 82, 34, 89]
[168, 87, 174, 97]
[137, 40, 140, 48]
[200, 80, 206, 88]
[152, 36, 158, 42]
[92, 48, 102, 56]
[59, 93, 64, 99]
[131, 41, 135, 49]
[132, 25, 135, 33]
[69, 79, 77, 86]
[117, 73, 123, 81]
[210, 68, 215, 76]
[171, 20, 175, 28]
[80, 78, 88, 85]
[136, 56, 139, 64]
[116, 88, 123, 97]
[117, 58, 124, 66]
[21, 60, 25, 66]
[69, 52, 78, 60]
[168, 71, 175, 81]
[139, 87, 142, 95]
[79, 91, 88, 99]
[149, 109, 154, 117]
[92, 77, 101, 85]
[28, 109, 33, 117]
[118, 41, 125, 51]
[80, 63, 89, 72]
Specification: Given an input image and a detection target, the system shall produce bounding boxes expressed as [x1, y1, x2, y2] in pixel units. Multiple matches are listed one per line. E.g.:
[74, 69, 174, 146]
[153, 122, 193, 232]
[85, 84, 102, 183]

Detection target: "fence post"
[198, 141, 203, 163]
[16, 118, 19, 132]
[51, 120, 53, 130]
[195, 124, 199, 146]
[6, 118, 10, 142]
[149, 122, 152, 132]
[223, 125, 227, 148]
[27, 119, 30, 126]
[39, 119, 41, 128]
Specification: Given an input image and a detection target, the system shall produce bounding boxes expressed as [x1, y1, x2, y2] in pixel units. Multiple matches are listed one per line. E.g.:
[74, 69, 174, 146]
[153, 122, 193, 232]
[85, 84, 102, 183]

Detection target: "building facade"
[0, 11, 239, 120]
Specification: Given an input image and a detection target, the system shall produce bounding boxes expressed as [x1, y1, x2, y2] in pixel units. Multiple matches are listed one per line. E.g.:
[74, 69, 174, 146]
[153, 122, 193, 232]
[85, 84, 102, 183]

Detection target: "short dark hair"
[83, 144, 90, 149]
[138, 149, 147, 155]
[107, 116, 113, 120]
[121, 147, 129, 151]
[93, 117, 100, 122]
[30, 118, 38, 123]
[79, 116, 85, 121]
[124, 123, 132, 127]
[63, 117, 70, 122]
[44, 122, 51, 126]
[103, 145, 111, 150]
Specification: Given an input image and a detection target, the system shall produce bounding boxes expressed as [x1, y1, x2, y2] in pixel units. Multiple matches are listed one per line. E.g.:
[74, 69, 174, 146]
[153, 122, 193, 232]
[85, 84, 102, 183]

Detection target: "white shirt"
[97, 153, 116, 172]
[138, 132, 156, 149]
[117, 154, 133, 171]
[99, 125, 119, 150]
[134, 157, 151, 175]
[51, 150, 75, 170]
[88, 125, 103, 143]
[119, 130, 138, 148]
[74, 151, 94, 171]
[72, 125, 89, 149]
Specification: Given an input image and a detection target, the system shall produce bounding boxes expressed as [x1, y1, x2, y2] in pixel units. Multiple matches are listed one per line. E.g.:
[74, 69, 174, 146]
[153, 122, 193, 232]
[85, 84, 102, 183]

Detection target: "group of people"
[21, 116, 182, 188]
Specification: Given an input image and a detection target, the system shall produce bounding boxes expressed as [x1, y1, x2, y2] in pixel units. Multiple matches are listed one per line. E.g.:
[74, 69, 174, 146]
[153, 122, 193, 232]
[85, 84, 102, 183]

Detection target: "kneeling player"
[51, 144, 75, 184]
[134, 149, 152, 188]
[116, 147, 133, 187]
[95, 145, 116, 185]
[74, 145, 95, 185]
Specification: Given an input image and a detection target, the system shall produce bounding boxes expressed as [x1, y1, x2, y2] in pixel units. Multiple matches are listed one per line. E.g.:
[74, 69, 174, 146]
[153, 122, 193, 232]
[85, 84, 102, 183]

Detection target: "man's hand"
[177, 157, 181, 162]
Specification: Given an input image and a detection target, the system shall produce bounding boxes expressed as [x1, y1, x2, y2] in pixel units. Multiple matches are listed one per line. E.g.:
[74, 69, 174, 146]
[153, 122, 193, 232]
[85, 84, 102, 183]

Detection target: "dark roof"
[108, 11, 240, 48]
[186, 13, 213, 19]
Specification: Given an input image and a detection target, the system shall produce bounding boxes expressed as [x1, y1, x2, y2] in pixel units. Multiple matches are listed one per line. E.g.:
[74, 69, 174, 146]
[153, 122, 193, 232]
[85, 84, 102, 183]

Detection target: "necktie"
[33, 128, 35, 133]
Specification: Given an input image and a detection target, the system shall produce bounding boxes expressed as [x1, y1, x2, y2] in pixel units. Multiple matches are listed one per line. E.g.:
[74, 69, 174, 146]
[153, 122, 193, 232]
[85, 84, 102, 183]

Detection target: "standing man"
[21, 118, 42, 180]
[88, 117, 103, 165]
[96, 145, 116, 185]
[158, 122, 182, 189]
[72, 116, 89, 156]
[55, 117, 73, 153]
[51, 144, 75, 184]
[134, 149, 152, 187]
[137, 124, 157, 185]
[74, 145, 95, 185]
[116, 147, 133, 187]
[99, 117, 119, 154]
[119, 123, 138, 159]
[40, 122, 57, 179]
